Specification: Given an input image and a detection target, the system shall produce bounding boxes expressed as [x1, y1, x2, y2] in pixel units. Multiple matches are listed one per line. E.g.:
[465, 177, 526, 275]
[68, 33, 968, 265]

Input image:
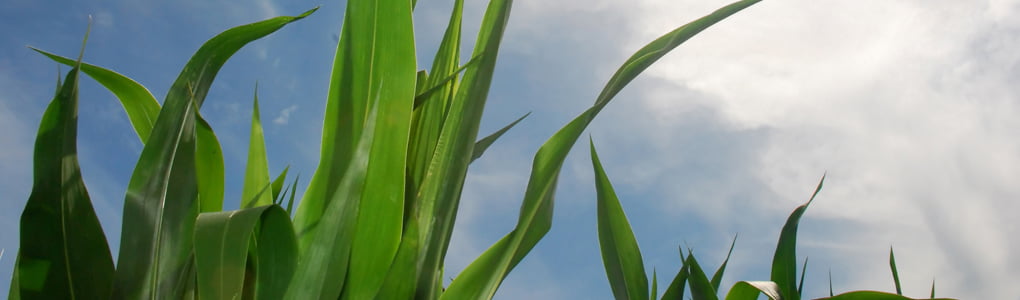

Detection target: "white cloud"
[273, 104, 298, 125]
[601, 0, 1020, 298]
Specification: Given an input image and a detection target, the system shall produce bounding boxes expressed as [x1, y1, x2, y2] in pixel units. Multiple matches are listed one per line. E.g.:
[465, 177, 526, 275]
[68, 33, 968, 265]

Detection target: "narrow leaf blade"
[592, 139, 649, 300]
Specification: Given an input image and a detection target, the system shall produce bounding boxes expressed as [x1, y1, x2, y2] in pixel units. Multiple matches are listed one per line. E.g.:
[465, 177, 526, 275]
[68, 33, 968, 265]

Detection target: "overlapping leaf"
[16, 41, 115, 299]
[112, 9, 314, 298]
[193, 205, 296, 300]
[445, 0, 763, 298]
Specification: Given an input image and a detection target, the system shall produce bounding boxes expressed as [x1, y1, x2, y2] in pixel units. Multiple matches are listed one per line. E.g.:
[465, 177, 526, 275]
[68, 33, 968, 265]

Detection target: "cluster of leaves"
[8, 0, 954, 299]
[591, 147, 956, 300]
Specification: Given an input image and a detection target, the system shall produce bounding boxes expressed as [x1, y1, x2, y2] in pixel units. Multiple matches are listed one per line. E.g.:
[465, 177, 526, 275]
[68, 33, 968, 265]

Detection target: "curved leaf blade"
[724, 281, 782, 300]
[32, 48, 160, 142]
[770, 174, 824, 300]
[444, 1, 763, 298]
[711, 235, 738, 293]
[193, 205, 296, 300]
[113, 9, 314, 298]
[471, 112, 530, 162]
[32, 49, 227, 214]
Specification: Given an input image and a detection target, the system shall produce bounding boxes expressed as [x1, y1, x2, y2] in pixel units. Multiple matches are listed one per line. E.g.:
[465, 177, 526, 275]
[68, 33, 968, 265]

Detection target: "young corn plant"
[10, 0, 767, 299]
[589, 141, 957, 300]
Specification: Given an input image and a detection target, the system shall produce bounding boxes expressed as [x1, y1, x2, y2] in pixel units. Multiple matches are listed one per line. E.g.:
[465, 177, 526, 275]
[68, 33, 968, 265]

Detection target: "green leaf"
[32, 48, 160, 143]
[195, 113, 225, 213]
[770, 174, 824, 300]
[17, 42, 115, 299]
[591, 139, 649, 300]
[686, 253, 718, 300]
[815, 291, 956, 300]
[285, 80, 382, 300]
[292, 2, 416, 298]
[829, 270, 834, 297]
[798, 256, 808, 297]
[113, 9, 314, 298]
[650, 269, 658, 300]
[661, 249, 689, 300]
[445, 1, 763, 298]
[285, 175, 300, 216]
[890, 247, 902, 295]
[711, 235, 737, 293]
[723, 281, 782, 300]
[381, 1, 468, 297]
[930, 279, 935, 299]
[471, 112, 530, 162]
[271, 166, 291, 203]
[32, 49, 227, 214]
[242, 86, 273, 208]
[193, 205, 296, 300]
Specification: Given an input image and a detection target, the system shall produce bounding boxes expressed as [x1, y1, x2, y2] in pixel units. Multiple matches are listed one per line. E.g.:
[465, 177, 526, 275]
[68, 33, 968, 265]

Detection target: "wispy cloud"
[273, 104, 298, 125]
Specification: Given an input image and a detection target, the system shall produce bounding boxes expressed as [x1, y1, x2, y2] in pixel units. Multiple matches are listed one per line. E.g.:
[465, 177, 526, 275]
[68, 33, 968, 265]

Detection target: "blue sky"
[1, 0, 1017, 298]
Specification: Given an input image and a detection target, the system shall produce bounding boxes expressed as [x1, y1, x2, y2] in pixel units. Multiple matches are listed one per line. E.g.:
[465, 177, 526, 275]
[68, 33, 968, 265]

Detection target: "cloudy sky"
[1, 0, 1016, 298]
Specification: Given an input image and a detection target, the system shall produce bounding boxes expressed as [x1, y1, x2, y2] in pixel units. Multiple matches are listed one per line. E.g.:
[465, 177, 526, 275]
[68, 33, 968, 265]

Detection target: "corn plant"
[9, 0, 771, 299]
[589, 141, 957, 300]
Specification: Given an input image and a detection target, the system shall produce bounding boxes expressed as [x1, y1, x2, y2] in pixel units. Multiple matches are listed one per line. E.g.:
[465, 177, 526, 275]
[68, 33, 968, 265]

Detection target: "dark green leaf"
[890, 247, 902, 295]
[17, 46, 115, 299]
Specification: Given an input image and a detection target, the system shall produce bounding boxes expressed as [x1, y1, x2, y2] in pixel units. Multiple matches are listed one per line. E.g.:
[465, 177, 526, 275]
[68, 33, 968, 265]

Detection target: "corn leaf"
[815, 291, 956, 300]
[195, 113, 226, 213]
[711, 235, 738, 293]
[723, 281, 782, 300]
[193, 205, 296, 300]
[285, 83, 382, 300]
[16, 46, 115, 299]
[292, 4, 416, 298]
[242, 87, 273, 208]
[889, 247, 902, 295]
[32, 48, 160, 142]
[271, 166, 291, 203]
[661, 251, 689, 300]
[337, 0, 417, 297]
[686, 253, 719, 300]
[650, 270, 658, 300]
[34, 49, 227, 214]
[798, 257, 808, 297]
[471, 112, 530, 162]
[9, 252, 21, 300]
[592, 139, 649, 300]
[285, 175, 300, 215]
[444, 1, 762, 298]
[770, 174, 824, 300]
[112, 9, 314, 298]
